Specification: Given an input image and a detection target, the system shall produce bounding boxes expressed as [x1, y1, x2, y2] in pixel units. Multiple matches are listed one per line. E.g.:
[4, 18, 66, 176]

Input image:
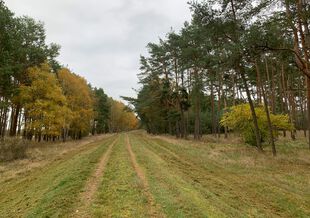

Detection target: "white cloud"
[5, 0, 191, 100]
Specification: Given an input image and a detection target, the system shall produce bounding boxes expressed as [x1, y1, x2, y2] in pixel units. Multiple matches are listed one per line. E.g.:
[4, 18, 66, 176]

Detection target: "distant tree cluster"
[125, 0, 310, 155]
[0, 1, 137, 142]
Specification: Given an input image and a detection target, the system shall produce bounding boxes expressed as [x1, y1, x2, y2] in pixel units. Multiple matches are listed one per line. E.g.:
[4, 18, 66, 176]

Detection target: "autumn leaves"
[18, 63, 97, 141]
[0, 1, 138, 141]
[17, 63, 138, 142]
[19, 64, 70, 140]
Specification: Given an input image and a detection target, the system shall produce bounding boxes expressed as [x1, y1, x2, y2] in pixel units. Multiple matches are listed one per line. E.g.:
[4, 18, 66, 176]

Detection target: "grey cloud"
[5, 0, 191, 100]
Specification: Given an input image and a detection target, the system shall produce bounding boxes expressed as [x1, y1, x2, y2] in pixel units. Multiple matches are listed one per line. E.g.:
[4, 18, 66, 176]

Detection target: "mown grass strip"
[150, 135, 310, 217]
[138, 135, 267, 216]
[130, 133, 227, 218]
[0, 135, 116, 218]
[126, 134, 165, 218]
[91, 134, 149, 217]
[137, 132, 310, 217]
[74, 137, 118, 217]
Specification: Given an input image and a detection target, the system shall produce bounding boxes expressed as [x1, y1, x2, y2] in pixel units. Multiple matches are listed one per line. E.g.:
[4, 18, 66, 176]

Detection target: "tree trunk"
[288, 0, 310, 148]
[239, 65, 263, 151]
[10, 104, 20, 136]
[17, 110, 22, 136]
[175, 120, 180, 138]
[287, 77, 297, 140]
[307, 77, 310, 149]
[211, 78, 216, 136]
[217, 74, 222, 139]
[1, 107, 8, 138]
[271, 65, 276, 113]
[298, 77, 306, 137]
[281, 65, 290, 137]
[232, 73, 236, 106]
[194, 104, 200, 140]
[256, 66, 262, 104]
[193, 69, 201, 140]
[256, 61, 276, 156]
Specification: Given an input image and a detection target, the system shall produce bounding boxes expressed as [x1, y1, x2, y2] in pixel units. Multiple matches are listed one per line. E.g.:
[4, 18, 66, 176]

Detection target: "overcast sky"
[5, 0, 191, 100]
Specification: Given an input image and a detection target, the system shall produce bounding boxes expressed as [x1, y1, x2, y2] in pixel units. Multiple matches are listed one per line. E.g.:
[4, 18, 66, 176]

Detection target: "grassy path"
[90, 134, 150, 217]
[0, 135, 117, 217]
[130, 132, 310, 218]
[0, 132, 309, 217]
[144, 135, 310, 217]
[130, 134, 225, 218]
[74, 137, 118, 217]
[125, 134, 164, 218]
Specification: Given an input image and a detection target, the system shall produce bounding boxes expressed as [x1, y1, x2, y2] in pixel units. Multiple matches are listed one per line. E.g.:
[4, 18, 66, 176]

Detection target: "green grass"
[0, 135, 116, 217]
[0, 132, 309, 217]
[130, 134, 228, 218]
[91, 134, 149, 217]
[130, 132, 310, 218]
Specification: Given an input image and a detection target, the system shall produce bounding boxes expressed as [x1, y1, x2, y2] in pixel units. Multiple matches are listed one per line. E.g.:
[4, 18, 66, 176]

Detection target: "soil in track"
[90, 134, 151, 217]
[125, 134, 164, 218]
[0, 135, 117, 218]
[130, 134, 219, 218]
[73, 136, 119, 217]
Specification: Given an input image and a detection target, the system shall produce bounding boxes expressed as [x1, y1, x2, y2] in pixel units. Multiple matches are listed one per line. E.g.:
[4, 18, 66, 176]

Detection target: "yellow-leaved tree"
[57, 68, 94, 139]
[19, 63, 72, 141]
[221, 104, 294, 146]
[109, 99, 138, 132]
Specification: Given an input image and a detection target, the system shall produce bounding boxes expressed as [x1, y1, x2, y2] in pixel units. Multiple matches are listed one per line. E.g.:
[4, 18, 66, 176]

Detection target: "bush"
[0, 138, 28, 161]
[221, 104, 294, 146]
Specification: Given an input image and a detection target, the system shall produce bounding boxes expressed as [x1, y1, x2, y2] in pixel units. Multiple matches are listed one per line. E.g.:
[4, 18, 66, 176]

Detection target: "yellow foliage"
[57, 68, 94, 136]
[221, 104, 293, 145]
[109, 100, 138, 132]
[19, 63, 72, 137]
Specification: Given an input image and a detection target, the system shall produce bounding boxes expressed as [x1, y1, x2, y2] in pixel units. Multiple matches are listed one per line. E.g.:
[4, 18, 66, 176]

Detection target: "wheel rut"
[126, 134, 164, 218]
[74, 137, 118, 217]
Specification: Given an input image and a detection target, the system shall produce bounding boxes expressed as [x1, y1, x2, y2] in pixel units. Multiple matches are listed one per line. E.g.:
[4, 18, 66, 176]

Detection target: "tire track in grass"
[130, 133, 227, 217]
[140, 134, 310, 217]
[74, 136, 118, 217]
[150, 135, 310, 209]
[91, 134, 150, 217]
[126, 134, 164, 218]
[138, 135, 276, 216]
[0, 135, 116, 217]
[151, 134, 309, 197]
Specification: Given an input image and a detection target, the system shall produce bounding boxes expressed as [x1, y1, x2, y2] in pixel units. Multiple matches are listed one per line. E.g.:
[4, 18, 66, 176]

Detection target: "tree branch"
[256, 45, 310, 78]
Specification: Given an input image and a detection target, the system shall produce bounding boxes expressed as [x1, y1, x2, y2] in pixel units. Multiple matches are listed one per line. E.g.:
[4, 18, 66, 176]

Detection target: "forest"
[0, 1, 138, 145]
[124, 0, 310, 156]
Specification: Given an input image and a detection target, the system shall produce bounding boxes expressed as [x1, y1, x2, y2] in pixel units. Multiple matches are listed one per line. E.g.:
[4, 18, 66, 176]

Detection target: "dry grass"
[155, 131, 310, 174]
[0, 134, 116, 217]
[0, 134, 112, 184]
[0, 138, 28, 161]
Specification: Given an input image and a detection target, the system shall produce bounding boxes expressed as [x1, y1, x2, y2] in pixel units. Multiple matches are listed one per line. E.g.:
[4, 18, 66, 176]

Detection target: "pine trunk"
[256, 61, 276, 156]
[211, 78, 216, 136]
[239, 65, 263, 151]
[307, 77, 310, 149]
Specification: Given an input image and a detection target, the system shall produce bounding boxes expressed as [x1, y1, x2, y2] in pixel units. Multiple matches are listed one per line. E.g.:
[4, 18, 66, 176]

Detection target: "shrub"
[0, 138, 28, 161]
[220, 104, 294, 146]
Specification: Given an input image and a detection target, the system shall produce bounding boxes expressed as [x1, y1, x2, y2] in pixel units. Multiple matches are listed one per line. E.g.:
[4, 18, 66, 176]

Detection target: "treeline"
[0, 1, 137, 142]
[125, 0, 310, 153]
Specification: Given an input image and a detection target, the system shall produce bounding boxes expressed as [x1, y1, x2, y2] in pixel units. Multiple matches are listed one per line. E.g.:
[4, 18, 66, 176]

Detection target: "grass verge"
[130, 132, 310, 218]
[0, 135, 116, 217]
